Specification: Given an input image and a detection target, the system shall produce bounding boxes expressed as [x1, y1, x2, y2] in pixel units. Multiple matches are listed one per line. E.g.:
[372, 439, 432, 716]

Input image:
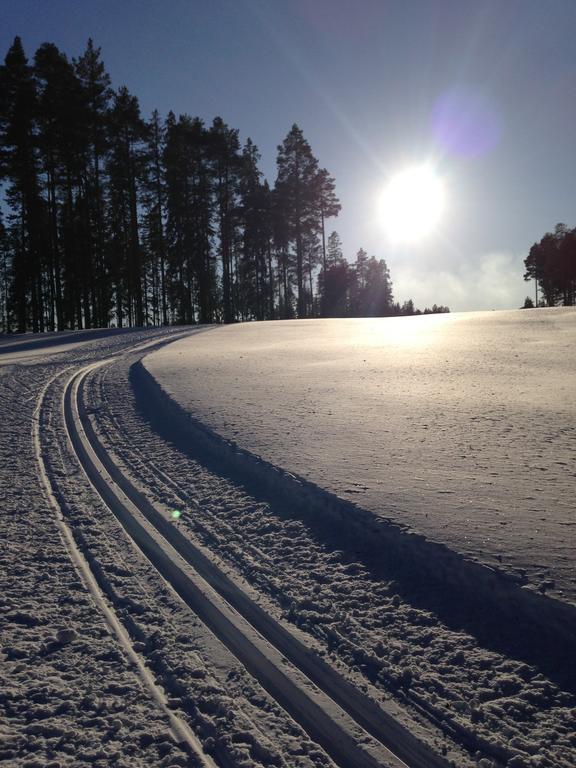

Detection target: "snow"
[2, 328, 343, 768]
[145, 308, 576, 605]
[3, 314, 576, 768]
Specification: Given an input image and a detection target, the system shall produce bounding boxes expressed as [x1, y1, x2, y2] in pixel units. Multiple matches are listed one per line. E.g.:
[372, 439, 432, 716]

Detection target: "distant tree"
[422, 303, 450, 314]
[524, 223, 576, 307]
[360, 255, 394, 316]
[318, 262, 351, 317]
[326, 230, 344, 267]
[521, 296, 534, 309]
[401, 298, 415, 316]
[315, 168, 341, 272]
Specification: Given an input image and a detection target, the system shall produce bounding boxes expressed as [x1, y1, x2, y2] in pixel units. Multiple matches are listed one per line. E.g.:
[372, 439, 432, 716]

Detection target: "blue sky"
[3, 0, 576, 311]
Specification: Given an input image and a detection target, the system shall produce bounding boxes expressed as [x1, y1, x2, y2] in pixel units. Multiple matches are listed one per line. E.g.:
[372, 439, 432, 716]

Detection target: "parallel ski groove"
[65, 358, 451, 768]
[34, 363, 213, 768]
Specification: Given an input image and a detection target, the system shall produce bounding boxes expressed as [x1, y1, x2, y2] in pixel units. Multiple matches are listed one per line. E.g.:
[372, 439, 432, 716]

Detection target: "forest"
[0, 37, 448, 333]
[523, 223, 576, 308]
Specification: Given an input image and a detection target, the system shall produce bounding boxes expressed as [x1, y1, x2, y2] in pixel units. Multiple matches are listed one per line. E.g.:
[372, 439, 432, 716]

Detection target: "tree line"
[523, 223, 576, 307]
[0, 36, 447, 333]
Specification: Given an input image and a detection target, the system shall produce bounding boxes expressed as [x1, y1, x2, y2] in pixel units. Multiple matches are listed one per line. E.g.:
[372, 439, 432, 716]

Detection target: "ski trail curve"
[34, 361, 215, 767]
[64, 356, 452, 768]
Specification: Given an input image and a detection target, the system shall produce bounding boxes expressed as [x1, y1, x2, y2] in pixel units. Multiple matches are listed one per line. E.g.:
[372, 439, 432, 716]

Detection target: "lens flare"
[432, 88, 501, 157]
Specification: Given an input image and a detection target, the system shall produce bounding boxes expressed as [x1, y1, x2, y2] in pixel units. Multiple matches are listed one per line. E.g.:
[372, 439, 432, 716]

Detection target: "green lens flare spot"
[171, 510, 182, 520]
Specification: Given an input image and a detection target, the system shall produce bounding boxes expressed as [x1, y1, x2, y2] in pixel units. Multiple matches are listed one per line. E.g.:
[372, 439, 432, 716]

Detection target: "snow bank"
[144, 309, 576, 607]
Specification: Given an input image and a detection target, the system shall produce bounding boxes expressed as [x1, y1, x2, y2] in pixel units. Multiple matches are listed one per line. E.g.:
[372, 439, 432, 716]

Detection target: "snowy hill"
[145, 308, 576, 605]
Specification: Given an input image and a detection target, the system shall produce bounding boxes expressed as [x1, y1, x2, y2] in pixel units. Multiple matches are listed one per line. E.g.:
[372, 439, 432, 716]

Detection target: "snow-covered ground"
[2, 314, 575, 768]
[145, 308, 576, 606]
[2, 329, 350, 768]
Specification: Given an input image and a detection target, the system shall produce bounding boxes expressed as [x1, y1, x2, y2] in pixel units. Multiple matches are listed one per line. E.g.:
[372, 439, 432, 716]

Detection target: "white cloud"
[393, 251, 529, 312]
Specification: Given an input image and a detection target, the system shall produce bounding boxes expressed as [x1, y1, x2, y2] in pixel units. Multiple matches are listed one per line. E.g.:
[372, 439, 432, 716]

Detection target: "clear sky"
[3, 0, 576, 311]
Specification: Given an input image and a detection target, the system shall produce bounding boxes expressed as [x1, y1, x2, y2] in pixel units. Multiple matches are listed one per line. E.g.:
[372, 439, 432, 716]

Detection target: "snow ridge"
[133, 357, 576, 695]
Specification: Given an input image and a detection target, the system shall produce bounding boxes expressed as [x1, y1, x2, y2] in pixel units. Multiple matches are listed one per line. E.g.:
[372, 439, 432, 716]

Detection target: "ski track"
[86, 345, 576, 768]
[34, 361, 213, 767]
[1, 328, 201, 767]
[65, 362, 419, 768]
[3, 326, 575, 768]
[3, 328, 341, 768]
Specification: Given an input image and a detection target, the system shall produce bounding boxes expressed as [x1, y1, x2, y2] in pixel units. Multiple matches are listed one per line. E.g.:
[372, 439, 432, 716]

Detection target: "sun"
[378, 165, 446, 243]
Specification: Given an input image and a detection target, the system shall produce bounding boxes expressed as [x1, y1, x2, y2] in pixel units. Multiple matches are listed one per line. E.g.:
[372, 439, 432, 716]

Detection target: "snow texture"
[1, 328, 338, 768]
[145, 309, 576, 606]
[3, 311, 576, 768]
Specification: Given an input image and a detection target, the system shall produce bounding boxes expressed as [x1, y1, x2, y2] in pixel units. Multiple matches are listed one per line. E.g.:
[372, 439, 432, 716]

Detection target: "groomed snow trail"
[86, 342, 576, 768]
[34, 359, 213, 766]
[5, 325, 575, 768]
[2, 328, 203, 767]
[63, 358, 448, 768]
[3, 328, 346, 768]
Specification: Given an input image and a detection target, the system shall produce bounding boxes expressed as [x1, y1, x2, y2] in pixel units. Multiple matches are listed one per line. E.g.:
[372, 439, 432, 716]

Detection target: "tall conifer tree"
[275, 124, 320, 318]
[0, 37, 45, 332]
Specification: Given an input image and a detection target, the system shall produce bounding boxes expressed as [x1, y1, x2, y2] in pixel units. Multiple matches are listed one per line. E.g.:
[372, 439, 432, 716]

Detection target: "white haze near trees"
[394, 251, 525, 313]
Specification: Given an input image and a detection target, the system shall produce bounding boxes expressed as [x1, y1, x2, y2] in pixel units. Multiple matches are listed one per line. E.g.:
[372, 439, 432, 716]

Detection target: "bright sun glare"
[378, 166, 445, 243]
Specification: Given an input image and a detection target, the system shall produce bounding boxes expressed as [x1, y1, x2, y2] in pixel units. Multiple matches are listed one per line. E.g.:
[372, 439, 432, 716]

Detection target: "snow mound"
[144, 309, 576, 606]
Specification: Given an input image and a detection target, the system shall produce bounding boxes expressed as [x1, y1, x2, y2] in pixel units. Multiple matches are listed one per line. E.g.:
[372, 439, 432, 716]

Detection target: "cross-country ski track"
[15, 325, 574, 768]
[43, 339, 445, 768]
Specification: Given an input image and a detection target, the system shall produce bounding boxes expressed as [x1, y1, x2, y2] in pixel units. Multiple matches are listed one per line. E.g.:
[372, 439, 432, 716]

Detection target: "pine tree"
[1, 38, 352, 332]
[142, 109, 168, 325]
[326, 230, 344, 267]
[34, 42, 88, 330]
[271, 184, 295, 318]
[0, 213, 9, 331]
[0, 37, 45, 332]
[106, 86, 147, 326]
[238, 139, 273, 320]
[363, 255, 393, 315]
[74, 39, 113, 327]
[319, 231, 346, 317]
[315, 168, 341, 272]
[524, 223, 576, 307]
[275, 124, 320, 318]
[208, 117, 240, 323]
[164, 114, 215, 324]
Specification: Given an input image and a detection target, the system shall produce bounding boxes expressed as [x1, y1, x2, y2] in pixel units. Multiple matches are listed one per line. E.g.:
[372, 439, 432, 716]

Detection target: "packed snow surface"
[146, 308, 576, 603]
